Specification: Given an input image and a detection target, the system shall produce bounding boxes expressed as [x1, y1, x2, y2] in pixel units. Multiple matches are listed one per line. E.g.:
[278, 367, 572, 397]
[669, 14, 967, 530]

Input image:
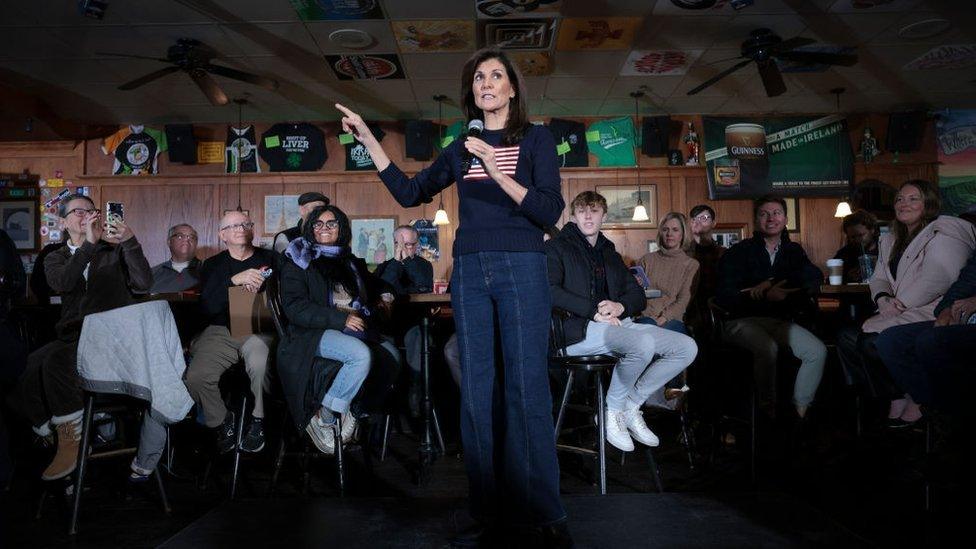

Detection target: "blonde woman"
[635, 212, 700, 334]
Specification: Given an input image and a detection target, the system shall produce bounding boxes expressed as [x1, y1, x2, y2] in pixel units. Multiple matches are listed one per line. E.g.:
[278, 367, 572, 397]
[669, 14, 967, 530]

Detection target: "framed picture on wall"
[351, 216, 398, 266]
[595, 185, 657, 228]
[713, 223, 746, 249]
[784, 197, 800, 232]
[1, 197, 40, 251]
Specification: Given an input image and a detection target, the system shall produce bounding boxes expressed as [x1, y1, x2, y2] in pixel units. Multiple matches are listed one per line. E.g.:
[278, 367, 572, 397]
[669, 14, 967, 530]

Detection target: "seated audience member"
[277, 205, 401, 454]
[715, 195, 825, 419]
[546, 191, 697, 451]
[9, 194, 152, 480]
[150, 224, 201, 293]
[184, 211, 276, 454]
[833, 210, 880, 284]
[635, 212, 699, 335]
[374, 225, 433, 415]
[1, 227, 27, 387]
[686, 204, 724, 335]
[272, 192, 329, 253]
[876, 248, 976, 415]
[837, 181, 976, 426]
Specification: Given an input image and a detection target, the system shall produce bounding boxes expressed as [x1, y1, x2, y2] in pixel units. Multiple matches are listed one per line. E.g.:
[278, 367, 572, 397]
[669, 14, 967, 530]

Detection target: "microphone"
[460, 119, 484, 174]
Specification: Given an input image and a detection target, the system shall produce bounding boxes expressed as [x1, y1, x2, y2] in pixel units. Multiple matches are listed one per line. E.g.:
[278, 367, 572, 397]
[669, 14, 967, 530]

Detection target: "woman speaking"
[336, 47, 569, 545]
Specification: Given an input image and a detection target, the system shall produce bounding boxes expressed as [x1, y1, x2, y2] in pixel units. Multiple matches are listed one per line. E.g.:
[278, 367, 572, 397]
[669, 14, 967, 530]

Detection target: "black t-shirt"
[198, 248, 277, 328]
[344, 123, 385, 170]
[588, 244, 609, 305]
[226, 125, 260, 173]
[547, 118, 589, 168]
[259, 123, 327, 172]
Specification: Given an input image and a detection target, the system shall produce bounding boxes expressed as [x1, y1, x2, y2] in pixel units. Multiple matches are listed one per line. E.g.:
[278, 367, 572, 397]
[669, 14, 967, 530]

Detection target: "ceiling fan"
[687, 28, 858, 97]
[99, 38, 279, 106]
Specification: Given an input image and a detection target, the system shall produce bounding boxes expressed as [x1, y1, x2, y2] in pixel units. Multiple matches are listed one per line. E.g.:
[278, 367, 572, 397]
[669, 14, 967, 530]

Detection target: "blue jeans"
[451, 251, 565, 526]
[317, 329, 372, 415]
[635, 316, 688, 335]
[876, 321, 976, 410]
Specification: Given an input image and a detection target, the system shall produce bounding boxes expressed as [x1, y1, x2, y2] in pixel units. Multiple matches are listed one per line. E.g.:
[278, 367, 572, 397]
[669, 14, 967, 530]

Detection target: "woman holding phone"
[336, 47, 569, 546]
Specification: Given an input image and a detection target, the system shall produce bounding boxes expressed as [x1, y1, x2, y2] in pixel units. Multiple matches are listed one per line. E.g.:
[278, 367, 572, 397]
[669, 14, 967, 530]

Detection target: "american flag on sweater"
[462, 144, 520, 181]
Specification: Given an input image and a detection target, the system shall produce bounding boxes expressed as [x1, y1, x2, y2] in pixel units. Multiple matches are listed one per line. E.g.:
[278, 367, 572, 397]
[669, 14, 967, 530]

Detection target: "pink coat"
[864, 215, 976, 333]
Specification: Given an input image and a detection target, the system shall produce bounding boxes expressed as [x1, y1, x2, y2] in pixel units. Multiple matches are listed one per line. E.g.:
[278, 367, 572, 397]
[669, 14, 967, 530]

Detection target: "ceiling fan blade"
[687, 58, 752, 96]
[775, 50, 859, 67]
[189, 69, 229, 106]
[758, 60, 787, 97]
[118, 66, 181, 90]
[97, 51, 171, 63]
[205, 64, 279, 91]
[771, 36, 817, 52]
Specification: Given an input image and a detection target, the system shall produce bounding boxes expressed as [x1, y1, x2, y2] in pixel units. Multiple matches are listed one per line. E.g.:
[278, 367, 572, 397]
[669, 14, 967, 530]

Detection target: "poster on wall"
[1, 197, 39, 251]
[703, 115, 854, 200]
[410, 218, 441, 262]
[936, 110, 976, 216]
[352, 217, 397, 266]
[264, 195, 301, 235]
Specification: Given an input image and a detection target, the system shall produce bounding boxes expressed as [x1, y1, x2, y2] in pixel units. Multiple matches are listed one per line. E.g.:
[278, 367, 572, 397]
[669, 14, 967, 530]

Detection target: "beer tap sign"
[702, 115, 854, 200]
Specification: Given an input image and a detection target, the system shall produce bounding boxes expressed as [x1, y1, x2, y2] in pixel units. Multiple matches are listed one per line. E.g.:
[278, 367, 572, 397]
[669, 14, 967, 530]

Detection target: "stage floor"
[160, 492, 869, 548]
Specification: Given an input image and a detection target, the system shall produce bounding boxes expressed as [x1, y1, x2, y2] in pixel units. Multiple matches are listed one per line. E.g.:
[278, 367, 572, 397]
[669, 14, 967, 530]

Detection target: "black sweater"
[545, 222, 646, 346]
[374, 255, 433, 295]
[198, 248, 277, 328]
[716, 231, 822, 321]
[379, 125, 564, 256]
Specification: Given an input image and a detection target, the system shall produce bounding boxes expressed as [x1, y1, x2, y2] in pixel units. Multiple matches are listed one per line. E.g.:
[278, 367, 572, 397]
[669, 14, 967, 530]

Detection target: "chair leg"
[334, 415, 345, 497]
[269, 437, 287, 495]
[154, 468, 171, 514]
[647, 448, 664, 493]
[749, 388, 757, 485]
[431, 406, 446, 454]
[854, 395, 863, 440]
[69, 394, 95, 535]
[230, 396, 247, 499]
[594, 373, 607, 496]
[554, 370, 575, 442]
[679, 408, 696, 471]
[380, 414, 391, 462]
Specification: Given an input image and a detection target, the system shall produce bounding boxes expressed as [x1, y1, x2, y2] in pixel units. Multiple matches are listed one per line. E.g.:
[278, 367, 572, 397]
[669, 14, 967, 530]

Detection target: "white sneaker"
[339, 413, 357, 443]
[621, 407, 660, 447]
[305, 414, 336, 455]
[604, 407, 635, 452]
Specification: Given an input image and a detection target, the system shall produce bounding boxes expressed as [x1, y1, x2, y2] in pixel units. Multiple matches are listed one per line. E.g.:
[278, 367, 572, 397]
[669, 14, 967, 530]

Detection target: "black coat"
[275, 253, 398, 430]
[935, 248, 976, 316]
[715, 231, 822, 321]
[545, 222, 646, 346]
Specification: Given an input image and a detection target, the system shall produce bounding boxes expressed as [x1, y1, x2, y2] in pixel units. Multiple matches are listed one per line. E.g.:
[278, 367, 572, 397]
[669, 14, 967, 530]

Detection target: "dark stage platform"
[160, 492, 868, 548]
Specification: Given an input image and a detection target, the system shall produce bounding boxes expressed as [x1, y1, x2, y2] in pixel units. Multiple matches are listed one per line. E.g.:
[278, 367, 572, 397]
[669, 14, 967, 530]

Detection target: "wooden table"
[406, 292, 452, 483]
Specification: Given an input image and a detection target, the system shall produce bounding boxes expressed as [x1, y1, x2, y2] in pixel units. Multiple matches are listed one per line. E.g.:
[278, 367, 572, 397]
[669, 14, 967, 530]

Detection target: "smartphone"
[106, 201, 124, 225]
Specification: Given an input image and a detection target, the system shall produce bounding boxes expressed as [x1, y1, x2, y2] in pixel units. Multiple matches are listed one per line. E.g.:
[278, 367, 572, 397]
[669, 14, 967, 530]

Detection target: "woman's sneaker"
[305, 414, 336, 455]
[604, 407, 634, 452]
[621, 407, 659, 447]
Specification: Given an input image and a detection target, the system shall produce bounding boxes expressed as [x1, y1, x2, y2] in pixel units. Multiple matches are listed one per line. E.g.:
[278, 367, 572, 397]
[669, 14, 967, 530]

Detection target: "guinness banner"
[703, 115, 854, 199]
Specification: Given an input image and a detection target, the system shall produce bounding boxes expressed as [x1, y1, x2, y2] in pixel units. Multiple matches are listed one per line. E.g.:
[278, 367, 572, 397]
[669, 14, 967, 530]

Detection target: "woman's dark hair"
[842, 209, 880, 237]
[891, 179, 940, 260]
[302, 204, 352, 248]
[460, 47, 529, 146]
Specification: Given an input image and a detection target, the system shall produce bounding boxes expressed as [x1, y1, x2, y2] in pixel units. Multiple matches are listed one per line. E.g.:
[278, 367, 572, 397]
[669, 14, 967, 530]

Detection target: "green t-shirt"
[586, 117, 636, 167]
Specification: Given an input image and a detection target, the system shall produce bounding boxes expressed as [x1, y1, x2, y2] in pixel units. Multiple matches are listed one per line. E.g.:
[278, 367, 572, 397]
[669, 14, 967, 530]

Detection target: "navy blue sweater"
[378, 125, 564, 256]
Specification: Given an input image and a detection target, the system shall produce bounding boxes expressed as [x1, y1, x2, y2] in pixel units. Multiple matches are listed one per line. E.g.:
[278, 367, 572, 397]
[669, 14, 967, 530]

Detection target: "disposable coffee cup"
[826, 259, 844, 285]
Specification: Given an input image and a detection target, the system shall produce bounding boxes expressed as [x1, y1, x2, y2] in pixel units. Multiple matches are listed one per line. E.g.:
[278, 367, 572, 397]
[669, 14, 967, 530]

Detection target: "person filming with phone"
[9, 193, 153, 481]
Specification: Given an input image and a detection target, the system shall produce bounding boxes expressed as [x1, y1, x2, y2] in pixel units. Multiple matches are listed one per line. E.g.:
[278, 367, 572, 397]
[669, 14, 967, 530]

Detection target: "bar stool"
[549, 309, 663, 494]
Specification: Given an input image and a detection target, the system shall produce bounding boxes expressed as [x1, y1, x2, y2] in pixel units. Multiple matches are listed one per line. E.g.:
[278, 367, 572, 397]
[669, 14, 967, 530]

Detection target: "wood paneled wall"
[0, 112, 938, 281]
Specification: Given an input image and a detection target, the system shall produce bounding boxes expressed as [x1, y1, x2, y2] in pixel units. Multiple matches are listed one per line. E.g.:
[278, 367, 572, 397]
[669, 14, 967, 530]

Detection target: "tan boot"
[42, 420, 81, 481]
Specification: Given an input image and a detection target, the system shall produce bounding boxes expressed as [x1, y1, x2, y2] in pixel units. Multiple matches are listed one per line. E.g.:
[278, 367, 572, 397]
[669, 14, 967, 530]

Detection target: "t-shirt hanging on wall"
[101, 125, 168, 175]
[258, 123, 327, 172]
[547, 118, 589, 167]
[586, 117, 636, 167]
[225, 125, 261, 173]
[344, 123, 385, 170]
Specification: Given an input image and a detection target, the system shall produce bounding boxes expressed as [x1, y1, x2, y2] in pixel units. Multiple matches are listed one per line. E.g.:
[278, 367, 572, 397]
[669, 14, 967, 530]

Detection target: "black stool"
[549, 309, 663, 494]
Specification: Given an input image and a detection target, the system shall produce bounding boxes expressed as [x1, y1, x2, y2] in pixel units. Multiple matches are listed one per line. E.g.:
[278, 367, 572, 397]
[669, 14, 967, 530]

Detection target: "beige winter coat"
[863, 215, 976, 333]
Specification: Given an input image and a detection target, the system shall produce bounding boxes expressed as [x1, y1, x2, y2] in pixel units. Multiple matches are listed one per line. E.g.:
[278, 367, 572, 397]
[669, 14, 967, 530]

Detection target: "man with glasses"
[184, 210, 276, 454]
[715, 195, 826, 421]
[374, 225, 433, 416]
[687, 204, 724, 336]
[10, 193, 153, 481]
[150, 224, 201, 294]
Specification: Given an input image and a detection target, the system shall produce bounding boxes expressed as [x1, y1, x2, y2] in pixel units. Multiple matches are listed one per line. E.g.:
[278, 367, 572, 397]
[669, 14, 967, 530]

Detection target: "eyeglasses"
[692, 214, 713, 223]
[220, 222, 254, 232]
[401, 241, 418, 248]
[67, 208, 98, 217]
[894, 195, 923, 204]
[170, 233, 197, 241]
[312, 220, 340, 231]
